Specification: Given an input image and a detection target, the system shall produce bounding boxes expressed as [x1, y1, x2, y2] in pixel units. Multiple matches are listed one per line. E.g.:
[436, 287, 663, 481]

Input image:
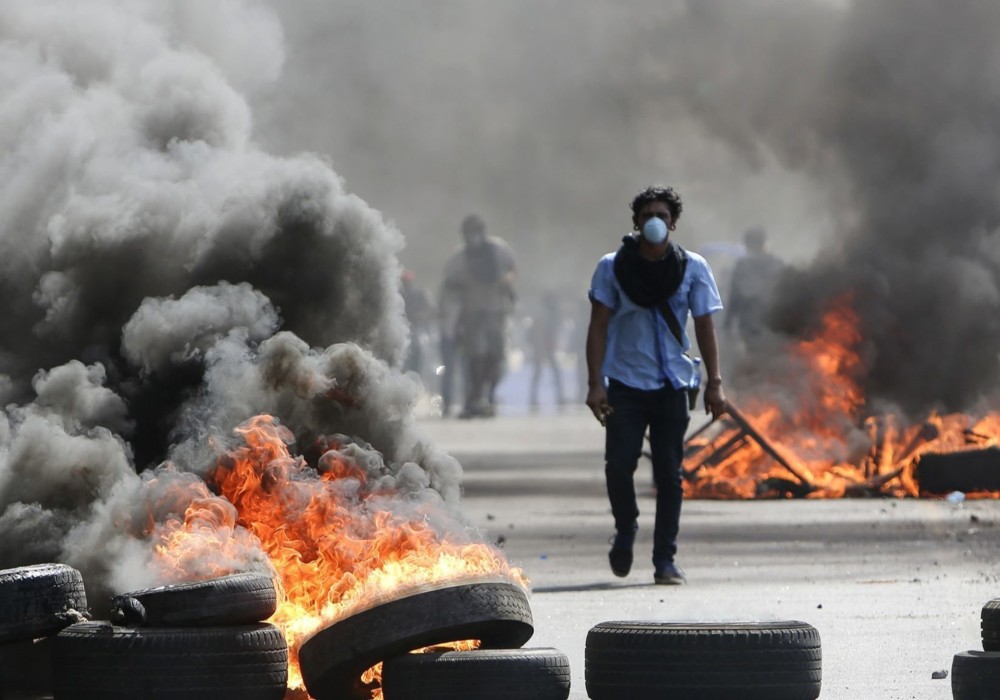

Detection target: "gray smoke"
[256, 0, 1000, 417]
[663, 0, 1000, 415]
[0, 0, 465, 608]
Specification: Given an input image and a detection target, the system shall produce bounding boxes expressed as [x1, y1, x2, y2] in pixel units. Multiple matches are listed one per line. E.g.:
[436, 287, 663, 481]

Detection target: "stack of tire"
[951, 597, 1000, 699]
[0, 563, 91, 699]
[50, 572, 287, 700]
[585, 620, 822, 700]
[298, 579, 571, 700]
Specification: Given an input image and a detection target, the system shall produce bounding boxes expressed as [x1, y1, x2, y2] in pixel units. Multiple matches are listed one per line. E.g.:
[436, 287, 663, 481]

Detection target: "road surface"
[419, 406, 1000, 700]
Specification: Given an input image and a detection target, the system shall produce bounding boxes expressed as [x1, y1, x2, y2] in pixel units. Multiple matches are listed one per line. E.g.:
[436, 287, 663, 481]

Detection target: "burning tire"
[109, 572, 277, 627]
[0, 637, 54, 697]
[298, 580, 534, 700]
[0, 564, 88, 644]
[982, 599, 1000, 651]
[951, 650, 1000, 699]
[50, 621, 287, 700]
[381, 647, 571, 700]
[585, 620, 822, 700]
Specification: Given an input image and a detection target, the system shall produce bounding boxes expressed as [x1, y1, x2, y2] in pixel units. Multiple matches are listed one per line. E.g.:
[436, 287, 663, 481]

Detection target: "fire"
[685, 295, 1000, 499]
[151, 415, 527, 696]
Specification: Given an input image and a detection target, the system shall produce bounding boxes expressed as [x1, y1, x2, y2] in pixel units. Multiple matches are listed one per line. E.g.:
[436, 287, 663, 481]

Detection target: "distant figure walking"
[439, 214, 516, 418]
[527, 291, 566, 408]
[723, 227, 785, 354]
[401, 269, 434, 380]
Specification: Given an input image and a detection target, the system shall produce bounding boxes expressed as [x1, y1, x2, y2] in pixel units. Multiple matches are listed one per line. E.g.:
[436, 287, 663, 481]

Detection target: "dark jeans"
[604, 379, 690, 566]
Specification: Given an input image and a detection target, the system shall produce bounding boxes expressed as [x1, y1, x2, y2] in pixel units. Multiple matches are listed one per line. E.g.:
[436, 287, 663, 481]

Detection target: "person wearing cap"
[439, 214, 517, 418]
[585, 185, 727, 585]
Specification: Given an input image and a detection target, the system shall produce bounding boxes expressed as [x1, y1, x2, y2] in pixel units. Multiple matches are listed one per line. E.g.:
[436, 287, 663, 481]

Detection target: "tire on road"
[585, 620, 822, 700]
[981, 599, 1000, 652]
[50, 621, 288, 700]
[952, 650, 1000, 699]
[382, 647, 571, 700]
[0, 564, 88, 644]
[109, 572, 277, 627]
[299, 580, 534, 700]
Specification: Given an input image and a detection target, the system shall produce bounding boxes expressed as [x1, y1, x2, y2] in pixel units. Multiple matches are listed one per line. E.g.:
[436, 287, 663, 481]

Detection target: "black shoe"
[608, 524, 638, 578]
[653, 561, 686, 585]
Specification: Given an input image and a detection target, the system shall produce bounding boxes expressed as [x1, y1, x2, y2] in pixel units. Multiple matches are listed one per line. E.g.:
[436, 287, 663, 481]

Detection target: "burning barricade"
[0, 414, 562, 700]
[0, 4, 550, 689]
[684, 299, 1000, 500]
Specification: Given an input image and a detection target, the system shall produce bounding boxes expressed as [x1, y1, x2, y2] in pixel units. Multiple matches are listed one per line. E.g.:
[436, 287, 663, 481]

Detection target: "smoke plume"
[0, 0, 463, 608]
[666, 0, 1000, 415]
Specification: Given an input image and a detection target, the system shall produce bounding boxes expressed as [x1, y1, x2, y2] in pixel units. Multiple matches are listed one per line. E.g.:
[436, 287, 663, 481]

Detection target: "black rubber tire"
[0, 637, 54, 696]
[0, 564, 88, 644]
[382, 647, 570, 700]
[585, 620, 822, 700]
[109, 572, 277, 627]
[952, 650, 1000, 699]
[981, 599, 1000, 651]
[50, 621, 287, 700]
[299, 580, 534, 700]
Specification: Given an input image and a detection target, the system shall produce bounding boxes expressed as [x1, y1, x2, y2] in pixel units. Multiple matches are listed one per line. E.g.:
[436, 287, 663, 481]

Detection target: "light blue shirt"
[589, 242, 723, 391]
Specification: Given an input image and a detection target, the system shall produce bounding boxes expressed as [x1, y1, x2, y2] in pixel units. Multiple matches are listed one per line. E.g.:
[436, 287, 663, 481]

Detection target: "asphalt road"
[419, 406, 1000, 700]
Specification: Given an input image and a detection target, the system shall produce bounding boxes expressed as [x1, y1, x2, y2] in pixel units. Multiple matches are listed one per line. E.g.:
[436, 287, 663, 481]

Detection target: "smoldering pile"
[0, 1, 462, 612]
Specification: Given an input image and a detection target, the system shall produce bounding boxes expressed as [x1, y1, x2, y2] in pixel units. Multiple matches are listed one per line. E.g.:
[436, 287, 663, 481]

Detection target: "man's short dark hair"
[461, 214, 486, 235]
[630, 186, 683, 223]
[744, 227, 766, 248]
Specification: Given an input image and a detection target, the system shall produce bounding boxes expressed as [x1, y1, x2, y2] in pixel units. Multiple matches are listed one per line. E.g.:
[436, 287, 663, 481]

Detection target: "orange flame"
[151, 415, 527, 696]
[686, 295, 1000, 499]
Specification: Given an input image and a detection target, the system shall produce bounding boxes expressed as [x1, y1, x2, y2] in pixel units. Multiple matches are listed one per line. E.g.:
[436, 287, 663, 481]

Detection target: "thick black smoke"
[0, 1, 464, 605]
[660, 0, 1000, 415]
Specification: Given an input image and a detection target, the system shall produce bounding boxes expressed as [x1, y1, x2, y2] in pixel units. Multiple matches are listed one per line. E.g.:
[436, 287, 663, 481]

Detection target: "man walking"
[440, 214, 516, 418]
[585, 185, 727, 585]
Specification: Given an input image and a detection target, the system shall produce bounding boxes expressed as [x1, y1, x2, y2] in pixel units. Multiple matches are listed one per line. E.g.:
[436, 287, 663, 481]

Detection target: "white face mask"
[641, 216, 668, 244]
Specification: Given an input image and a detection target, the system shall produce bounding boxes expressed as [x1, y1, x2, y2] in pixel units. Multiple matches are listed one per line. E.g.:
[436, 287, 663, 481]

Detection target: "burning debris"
[0, 2, 526, 697]
[685, 300, 1000, 499]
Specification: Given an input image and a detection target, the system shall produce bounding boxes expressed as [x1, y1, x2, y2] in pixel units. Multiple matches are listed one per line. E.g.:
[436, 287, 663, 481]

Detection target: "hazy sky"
[252, 0, 844, 293]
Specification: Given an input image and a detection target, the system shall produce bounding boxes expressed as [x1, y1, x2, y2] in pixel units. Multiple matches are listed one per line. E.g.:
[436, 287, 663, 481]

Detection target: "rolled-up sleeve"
[589, 255, 619, 310]
[688, 257, 723, 317]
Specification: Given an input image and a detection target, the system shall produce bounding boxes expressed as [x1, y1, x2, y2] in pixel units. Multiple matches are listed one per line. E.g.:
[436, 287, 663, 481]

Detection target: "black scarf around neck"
[612, 235, 687, 307]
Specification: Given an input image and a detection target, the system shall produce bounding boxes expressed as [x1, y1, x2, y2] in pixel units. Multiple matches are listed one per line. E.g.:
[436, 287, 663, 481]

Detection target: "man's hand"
[586, 384, 613, 426]
[704, 384, 727, 420]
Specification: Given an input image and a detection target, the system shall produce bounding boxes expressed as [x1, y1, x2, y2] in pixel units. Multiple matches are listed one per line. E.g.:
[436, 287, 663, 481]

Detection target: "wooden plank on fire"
[686, 430, 751, 475]
[723, 403, 816, 493]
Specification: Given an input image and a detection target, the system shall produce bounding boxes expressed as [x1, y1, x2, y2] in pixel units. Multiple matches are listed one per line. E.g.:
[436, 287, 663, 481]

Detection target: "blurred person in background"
[440, 214, 517, 418]
[527, 290, 567, 409]
[586, 185, 727, 586]
[722, 227, 785, 355]
[437, 275, 462, 418]
[401, 269, 434, 381]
